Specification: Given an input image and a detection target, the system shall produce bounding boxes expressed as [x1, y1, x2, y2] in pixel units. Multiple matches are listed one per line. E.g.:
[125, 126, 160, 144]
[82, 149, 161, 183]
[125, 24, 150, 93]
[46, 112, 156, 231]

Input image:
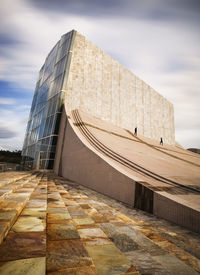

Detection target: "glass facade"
[22, 30, 74, 169]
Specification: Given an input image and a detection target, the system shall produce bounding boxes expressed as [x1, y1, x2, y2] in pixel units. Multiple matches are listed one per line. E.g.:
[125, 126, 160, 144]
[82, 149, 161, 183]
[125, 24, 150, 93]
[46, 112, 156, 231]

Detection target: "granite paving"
[0, 171, 199, 274]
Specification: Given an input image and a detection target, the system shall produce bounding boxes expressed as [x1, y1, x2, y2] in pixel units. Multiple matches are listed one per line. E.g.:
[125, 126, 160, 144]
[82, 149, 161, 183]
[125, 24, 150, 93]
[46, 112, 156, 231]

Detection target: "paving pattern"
[0, 171, 200, 274]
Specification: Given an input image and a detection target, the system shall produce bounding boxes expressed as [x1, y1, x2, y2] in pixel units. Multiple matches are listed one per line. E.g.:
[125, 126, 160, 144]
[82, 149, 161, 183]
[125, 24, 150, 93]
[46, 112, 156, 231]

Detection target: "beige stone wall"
[64, 31, 175, 145]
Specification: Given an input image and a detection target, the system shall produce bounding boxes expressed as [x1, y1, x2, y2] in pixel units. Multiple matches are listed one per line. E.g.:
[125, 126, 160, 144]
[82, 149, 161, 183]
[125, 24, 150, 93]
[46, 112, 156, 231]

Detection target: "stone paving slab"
[47, 222, 80, 241]
[0, 172, 200, 274]
[0, 172, 42, 244]
[0, 231, 46, 261]
[0, 172, 31, 188]
[0, 257, 45, 275]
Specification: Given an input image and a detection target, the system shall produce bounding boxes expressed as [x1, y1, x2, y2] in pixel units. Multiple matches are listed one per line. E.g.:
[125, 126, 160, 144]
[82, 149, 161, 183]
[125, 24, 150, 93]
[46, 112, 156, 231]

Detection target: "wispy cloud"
[0, 97, 16, 105]
[0, 126, 16, 139]
[0, 107, 29, 150]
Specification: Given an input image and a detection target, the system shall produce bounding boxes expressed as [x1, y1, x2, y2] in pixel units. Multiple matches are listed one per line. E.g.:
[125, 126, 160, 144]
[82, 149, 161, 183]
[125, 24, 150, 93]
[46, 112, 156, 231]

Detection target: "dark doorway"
[134, 182, 154, 214]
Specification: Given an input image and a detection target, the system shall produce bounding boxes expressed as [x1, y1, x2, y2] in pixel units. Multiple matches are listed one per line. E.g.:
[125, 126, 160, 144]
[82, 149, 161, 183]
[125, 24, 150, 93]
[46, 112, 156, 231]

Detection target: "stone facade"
[64, 31, 175, 145]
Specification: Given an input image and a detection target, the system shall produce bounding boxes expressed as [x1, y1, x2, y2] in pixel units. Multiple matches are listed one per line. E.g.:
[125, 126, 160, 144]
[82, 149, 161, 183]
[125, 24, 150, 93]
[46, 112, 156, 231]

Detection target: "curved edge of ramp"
[54, 108, 136, 207]
[54, 108, 200, 233]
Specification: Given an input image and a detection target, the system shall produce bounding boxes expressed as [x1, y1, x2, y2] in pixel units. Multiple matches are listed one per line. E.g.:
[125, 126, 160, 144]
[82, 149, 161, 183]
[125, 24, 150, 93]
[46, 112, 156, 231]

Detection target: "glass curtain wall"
[22, 30, 74, 169]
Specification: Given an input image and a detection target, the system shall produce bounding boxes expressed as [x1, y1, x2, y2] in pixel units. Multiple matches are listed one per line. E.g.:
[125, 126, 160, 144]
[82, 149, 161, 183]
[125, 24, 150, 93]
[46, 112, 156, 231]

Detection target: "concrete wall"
[153, 192, 200, 234]
[64, 31, 175, 145]
[55, 113, 136, 206]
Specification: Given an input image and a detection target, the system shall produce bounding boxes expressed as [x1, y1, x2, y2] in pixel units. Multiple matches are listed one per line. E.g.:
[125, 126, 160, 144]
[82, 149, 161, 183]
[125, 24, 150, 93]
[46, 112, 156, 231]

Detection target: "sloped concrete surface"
[0, 172, 200, 274]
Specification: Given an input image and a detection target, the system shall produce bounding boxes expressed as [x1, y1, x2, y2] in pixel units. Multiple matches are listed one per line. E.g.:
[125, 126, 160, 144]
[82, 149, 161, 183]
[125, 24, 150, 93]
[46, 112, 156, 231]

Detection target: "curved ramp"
[54, 108, 200, 233]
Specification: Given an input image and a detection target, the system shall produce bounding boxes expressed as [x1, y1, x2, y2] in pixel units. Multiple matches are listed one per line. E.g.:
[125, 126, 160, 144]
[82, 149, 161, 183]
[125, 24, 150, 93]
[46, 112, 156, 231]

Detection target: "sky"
[0, 0, 199, 150]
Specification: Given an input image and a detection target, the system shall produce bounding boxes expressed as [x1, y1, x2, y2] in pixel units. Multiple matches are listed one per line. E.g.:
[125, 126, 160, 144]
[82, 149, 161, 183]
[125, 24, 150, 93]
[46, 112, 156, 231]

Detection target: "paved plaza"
[0, 171, 200, 274]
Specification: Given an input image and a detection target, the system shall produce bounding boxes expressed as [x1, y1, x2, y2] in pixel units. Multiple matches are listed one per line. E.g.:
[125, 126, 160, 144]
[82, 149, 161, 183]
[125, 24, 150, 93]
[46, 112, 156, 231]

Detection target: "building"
[22, 30, 200, 233]
[22, 30, 175, 170]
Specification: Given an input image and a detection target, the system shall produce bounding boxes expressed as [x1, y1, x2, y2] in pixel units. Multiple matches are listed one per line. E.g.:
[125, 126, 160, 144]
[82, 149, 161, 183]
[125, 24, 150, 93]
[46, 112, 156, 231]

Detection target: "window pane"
[54, 113, 61, 135]
[47, 159, 54, 169]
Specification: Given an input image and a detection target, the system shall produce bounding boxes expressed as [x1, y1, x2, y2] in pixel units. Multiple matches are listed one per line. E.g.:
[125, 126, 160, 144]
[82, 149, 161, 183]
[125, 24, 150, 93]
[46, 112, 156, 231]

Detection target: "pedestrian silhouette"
[134, 127, 137, 136]
[160, 137, 163, 146]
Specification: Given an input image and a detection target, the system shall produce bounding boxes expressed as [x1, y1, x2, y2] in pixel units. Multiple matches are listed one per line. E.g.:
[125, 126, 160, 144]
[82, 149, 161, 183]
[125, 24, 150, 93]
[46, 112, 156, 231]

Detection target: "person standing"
[160, 137, 163, 145]
[134, 127, 137, 136]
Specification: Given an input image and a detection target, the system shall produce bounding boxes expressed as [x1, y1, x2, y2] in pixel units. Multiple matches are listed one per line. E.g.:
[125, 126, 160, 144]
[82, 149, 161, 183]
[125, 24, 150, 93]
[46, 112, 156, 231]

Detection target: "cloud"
[0, 97, 16, 105]
[28, 0, 200, 23]
[15, 104, 30, 110]
[0, 106, 29, 150]
[0, 126, 16, 139]
[0, 0, 199, 149]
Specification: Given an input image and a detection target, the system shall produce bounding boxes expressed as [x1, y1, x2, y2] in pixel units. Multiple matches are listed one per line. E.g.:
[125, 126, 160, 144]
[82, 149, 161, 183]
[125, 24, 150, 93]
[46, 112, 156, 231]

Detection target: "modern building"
[22, 30, 175, 170]
[22, 30, 200, 233]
